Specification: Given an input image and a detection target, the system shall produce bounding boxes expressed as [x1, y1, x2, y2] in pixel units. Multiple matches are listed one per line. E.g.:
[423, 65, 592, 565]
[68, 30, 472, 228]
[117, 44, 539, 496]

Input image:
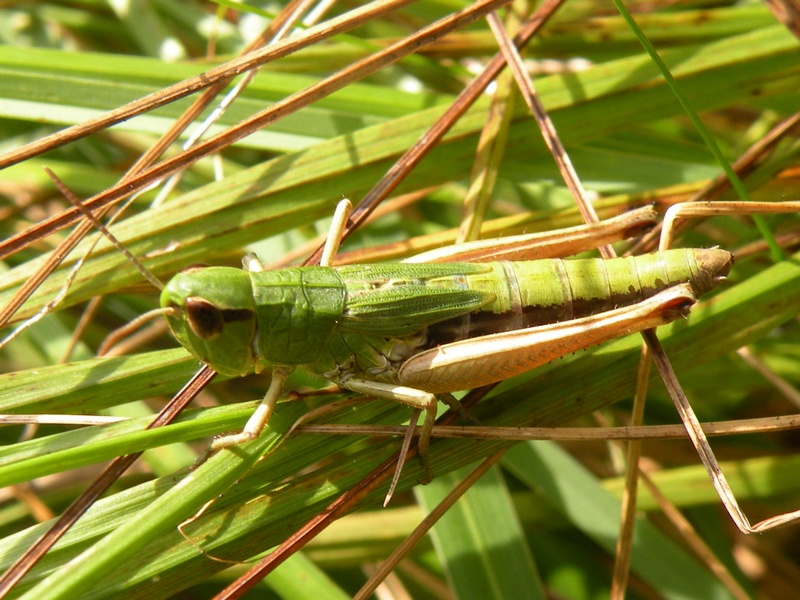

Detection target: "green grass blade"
[503, 442, 733, 599]
[417, 465, 546, 600]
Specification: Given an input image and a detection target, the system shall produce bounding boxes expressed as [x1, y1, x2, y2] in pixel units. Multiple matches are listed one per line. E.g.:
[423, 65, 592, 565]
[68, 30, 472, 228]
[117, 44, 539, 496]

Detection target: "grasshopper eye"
[185, 297, 223, 339]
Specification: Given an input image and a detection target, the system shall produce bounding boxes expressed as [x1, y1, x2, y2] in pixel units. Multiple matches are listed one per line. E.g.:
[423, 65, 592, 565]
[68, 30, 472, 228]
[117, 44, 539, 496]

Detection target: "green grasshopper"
[159, 200, 732, 487]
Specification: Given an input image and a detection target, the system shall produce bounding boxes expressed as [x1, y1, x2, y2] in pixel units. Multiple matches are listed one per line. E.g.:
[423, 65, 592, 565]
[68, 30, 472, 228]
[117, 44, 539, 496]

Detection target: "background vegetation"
[0, 0, 798, 598]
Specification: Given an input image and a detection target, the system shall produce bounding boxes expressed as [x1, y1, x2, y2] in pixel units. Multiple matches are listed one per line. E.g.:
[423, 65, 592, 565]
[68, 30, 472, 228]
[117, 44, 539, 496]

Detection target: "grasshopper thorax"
[161, 267, 259, 377]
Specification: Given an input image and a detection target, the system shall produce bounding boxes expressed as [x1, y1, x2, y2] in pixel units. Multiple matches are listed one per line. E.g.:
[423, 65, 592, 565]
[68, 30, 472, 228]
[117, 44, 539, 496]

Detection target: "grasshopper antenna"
[44, 168, 168, 358]
[44, 167, 165, 291]
[0, 171, 166, 352]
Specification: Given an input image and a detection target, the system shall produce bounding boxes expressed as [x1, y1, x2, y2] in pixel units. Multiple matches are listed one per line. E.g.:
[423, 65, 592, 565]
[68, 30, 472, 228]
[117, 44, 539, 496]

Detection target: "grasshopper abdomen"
[422, 248, 731, 346]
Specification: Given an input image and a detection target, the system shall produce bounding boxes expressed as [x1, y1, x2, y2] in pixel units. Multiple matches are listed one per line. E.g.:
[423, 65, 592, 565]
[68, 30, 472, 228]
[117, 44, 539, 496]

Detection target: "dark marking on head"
[220, 308, 254, 324]
[186, 298, 223, 339]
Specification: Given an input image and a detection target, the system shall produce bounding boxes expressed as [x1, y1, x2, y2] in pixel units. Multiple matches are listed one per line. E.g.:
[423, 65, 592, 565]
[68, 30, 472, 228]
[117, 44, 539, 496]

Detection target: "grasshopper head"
[161, 267, 259, 377]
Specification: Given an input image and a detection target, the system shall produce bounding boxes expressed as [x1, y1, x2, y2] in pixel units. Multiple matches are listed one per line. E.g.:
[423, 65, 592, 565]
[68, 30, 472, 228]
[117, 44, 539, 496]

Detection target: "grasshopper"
[160, 200, 732, 489]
